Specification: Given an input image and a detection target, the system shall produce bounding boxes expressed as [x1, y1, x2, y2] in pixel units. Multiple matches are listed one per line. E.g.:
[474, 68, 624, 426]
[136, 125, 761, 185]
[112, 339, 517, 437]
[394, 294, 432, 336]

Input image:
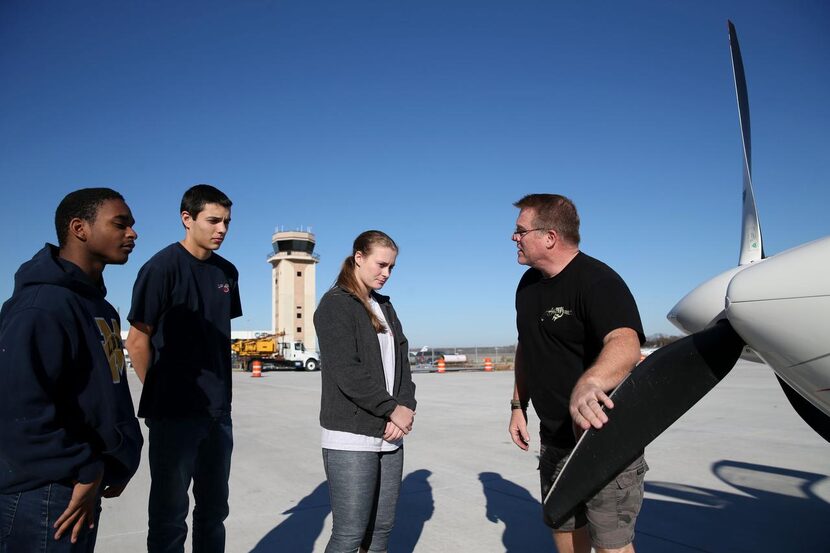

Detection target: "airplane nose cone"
[667, 266, 748, 335]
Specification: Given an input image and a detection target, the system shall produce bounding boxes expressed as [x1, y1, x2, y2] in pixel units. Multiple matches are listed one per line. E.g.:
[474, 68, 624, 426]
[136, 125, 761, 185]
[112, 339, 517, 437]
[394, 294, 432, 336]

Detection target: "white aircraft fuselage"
[726, 236, 830, 418]
[668, 236, 830, 424]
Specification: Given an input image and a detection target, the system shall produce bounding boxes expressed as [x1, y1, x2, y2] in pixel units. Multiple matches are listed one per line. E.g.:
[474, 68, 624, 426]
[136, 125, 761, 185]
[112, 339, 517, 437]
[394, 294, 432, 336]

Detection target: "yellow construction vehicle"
[231, 332, 320, 371]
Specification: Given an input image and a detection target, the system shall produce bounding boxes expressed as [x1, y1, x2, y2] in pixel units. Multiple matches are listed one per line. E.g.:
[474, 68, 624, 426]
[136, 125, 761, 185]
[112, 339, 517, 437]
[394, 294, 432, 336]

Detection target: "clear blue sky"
[2, 1, 828, 347]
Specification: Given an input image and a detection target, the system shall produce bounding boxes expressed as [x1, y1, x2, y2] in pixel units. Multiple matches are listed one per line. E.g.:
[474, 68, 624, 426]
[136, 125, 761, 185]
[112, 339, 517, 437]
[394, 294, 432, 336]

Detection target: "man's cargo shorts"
[539, 443, 648, 550]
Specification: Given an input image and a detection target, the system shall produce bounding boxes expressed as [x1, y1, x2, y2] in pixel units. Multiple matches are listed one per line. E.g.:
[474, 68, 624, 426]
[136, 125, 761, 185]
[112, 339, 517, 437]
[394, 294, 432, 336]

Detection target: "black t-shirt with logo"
[515, 252, 644, 447]
[128, 243, 242, 419]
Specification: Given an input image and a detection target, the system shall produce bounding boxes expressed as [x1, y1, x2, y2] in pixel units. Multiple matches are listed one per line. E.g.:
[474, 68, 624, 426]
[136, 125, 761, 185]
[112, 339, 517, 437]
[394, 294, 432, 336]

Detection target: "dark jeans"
[322, 447, 404, 553]
[0, 483, 100, 553]
[146, 415, 233, 553]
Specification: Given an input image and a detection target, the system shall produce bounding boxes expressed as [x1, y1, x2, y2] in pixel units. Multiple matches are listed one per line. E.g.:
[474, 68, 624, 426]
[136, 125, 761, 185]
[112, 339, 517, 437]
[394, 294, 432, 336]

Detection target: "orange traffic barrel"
[252, 359, 262, 378]
[436, 358, 446, 373]
[484, 358, 493, 372]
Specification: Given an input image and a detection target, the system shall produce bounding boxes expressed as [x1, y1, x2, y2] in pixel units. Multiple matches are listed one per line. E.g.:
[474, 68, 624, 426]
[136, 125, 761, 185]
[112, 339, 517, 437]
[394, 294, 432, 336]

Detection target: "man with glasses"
[507, 194, 647, 553]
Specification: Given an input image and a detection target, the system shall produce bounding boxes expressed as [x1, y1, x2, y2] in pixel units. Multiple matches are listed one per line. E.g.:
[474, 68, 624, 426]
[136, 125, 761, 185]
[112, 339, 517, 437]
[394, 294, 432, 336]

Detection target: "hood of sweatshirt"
[12, 243, 106, 299]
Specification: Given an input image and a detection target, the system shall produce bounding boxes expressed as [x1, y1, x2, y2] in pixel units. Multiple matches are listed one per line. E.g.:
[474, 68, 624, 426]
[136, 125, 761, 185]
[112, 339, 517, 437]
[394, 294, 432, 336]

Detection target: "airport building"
[267, 229, 319, 352]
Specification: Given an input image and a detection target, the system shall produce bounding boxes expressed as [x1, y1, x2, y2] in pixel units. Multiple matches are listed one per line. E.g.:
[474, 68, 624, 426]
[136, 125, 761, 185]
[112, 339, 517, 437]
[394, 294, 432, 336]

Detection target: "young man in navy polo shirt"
[126, 184, 242, 553]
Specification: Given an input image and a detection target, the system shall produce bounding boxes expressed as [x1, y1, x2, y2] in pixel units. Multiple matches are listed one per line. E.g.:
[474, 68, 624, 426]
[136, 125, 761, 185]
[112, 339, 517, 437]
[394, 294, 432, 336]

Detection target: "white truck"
[232, 334, 320, 371]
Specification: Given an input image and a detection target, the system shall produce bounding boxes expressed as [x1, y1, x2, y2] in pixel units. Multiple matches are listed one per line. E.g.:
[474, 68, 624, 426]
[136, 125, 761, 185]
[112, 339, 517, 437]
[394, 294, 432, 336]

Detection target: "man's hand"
[383, 421, 405, 442]
[53, 473, 102, 543]
[568, 327, 639, 435]
[569, 376, 614, 432]
[389, 405, 415, 434]
[509, 408, 530, 450]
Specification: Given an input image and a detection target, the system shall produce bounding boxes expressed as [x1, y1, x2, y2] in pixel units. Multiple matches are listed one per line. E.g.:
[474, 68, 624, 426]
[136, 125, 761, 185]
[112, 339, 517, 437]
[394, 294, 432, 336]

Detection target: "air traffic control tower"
[267, 229, 319, 352]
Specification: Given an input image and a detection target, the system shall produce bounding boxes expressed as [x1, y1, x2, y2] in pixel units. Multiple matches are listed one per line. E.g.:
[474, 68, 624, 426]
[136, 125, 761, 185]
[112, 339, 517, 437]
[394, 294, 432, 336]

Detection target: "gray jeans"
[322, 447, 404, 553]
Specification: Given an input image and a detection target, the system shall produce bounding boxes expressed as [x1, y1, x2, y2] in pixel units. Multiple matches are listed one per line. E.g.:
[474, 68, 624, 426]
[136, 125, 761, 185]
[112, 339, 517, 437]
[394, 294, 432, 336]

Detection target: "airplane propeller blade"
[543, 321, 745, 525]
[728, 20, 765, 264]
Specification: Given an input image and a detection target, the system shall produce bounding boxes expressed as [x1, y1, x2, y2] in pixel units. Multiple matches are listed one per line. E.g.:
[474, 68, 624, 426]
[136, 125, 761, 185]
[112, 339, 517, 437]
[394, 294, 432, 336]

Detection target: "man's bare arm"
[569, 327, 641, 432]
[509, 343, 531, 450]
[125, 323, 154, 384]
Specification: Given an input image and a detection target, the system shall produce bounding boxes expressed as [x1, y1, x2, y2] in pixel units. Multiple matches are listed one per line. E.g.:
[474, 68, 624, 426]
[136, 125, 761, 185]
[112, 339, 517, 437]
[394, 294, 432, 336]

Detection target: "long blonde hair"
[335, 230, 398, 333]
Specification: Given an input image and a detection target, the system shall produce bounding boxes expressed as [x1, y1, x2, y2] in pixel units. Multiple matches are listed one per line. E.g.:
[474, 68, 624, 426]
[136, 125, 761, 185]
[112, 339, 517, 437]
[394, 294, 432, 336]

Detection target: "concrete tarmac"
[97, 361, 829, 552]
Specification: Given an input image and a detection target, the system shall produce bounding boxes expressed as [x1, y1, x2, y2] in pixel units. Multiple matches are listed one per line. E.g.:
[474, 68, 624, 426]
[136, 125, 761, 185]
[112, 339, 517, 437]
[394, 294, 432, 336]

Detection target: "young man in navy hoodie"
[126, 184, 241, 553]
[0, 188, 144, 552]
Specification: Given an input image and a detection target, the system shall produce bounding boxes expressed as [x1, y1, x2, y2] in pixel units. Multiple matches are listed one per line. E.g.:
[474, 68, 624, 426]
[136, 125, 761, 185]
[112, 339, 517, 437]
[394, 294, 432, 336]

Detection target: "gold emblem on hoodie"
[95, 318, 126, 383]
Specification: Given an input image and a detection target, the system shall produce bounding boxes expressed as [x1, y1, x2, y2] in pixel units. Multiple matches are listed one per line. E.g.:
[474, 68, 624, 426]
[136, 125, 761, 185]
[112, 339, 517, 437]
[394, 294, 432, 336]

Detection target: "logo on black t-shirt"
[217, 282, 230, 293]
[541, 306, 572, 322]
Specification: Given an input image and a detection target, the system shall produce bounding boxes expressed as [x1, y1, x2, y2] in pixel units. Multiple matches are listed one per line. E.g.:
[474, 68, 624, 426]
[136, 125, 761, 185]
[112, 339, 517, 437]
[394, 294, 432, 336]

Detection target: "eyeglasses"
[512, 228, 549, 240]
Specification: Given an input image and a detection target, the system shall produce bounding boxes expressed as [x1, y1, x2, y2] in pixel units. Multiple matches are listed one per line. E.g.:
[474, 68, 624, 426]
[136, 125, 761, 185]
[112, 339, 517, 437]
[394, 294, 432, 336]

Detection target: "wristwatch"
[510, 399, 528, 411]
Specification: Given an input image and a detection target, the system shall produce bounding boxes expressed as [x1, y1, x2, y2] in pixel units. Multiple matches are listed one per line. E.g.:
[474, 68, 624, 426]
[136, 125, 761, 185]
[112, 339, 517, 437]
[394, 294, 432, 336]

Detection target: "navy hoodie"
[0, 245, 143, 493]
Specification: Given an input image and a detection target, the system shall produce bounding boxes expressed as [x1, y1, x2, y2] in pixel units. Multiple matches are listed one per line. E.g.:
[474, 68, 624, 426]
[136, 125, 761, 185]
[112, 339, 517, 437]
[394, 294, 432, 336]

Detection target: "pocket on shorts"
[614, 459, 649, 489]
[537, 444, 565, 475]
[538, 445, 571, 499]
[536, 444, 548, 471]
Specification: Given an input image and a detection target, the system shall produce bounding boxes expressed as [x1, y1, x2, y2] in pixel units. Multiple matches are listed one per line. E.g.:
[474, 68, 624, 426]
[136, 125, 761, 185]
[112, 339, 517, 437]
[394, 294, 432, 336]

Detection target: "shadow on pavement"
[389, 469, 435, 553]
[479, 471, 552, 552]
[250, 469, 436, 552]
[249, 481, 331, 553]
[636, 460, 830, 552]
[246, 460, 827, 552]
